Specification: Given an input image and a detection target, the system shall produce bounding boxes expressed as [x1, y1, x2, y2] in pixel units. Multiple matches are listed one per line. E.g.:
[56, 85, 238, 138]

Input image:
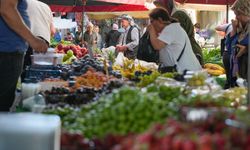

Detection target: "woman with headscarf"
[148, 8, 202, 73]
[226, 0, 250, 83]
[154, 0, 204, 65]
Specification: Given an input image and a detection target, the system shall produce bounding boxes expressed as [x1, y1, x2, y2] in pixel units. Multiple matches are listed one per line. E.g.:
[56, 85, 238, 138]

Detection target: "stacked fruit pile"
[204, 63, 225, 76]
[56, 44, 88, 59]
[44, 70, 123, 106]
[73, 67, 116, 90]
[112, 59, 156, 80]
[60, 55, 122, 80]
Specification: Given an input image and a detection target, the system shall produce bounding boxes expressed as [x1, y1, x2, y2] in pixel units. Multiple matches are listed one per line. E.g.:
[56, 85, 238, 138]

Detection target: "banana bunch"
[204, 63, 225, 76]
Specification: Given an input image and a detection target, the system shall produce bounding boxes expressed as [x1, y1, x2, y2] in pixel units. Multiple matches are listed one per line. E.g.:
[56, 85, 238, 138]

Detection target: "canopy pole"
[226, 0, 229, 23]
[248, 23, 250, 105]
[82, 0, 86, 47]
[226, 5, 229, 23]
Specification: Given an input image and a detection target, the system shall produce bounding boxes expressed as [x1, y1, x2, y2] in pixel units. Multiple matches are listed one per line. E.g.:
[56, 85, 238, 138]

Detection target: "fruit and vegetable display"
[203, 47, 223, 66]
[44, 81, 247, 141]
[112, 58, 157, 80]
[40, 54, 124, 106]
[50, 39, 72, 48]
[58, 104, 250, 150]
[106, 112, 250, 150]
[56, 43, 88, 59]
[204, 63, 225, 76]
[43, 68, 123, 106]
[18, 41, 250, 150]
[62, 50, 77, 65]
[186, 73, 206, 86]
[44, 85, 182, 138]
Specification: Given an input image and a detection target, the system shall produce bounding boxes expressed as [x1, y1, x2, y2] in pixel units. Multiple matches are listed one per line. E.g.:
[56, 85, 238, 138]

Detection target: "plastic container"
[22, 82, 41, 100]
[0, 113, 61, 150]
[31, 48, 64, 66]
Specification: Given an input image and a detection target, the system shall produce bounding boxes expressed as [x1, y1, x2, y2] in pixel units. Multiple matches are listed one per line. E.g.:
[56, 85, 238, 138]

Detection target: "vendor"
[0, 0, 48, 111]
[116, 14, 140, 59]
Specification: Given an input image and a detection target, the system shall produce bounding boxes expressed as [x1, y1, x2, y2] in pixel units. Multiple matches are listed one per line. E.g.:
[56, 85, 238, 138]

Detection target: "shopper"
[148, 8, 202, 73]
[227, 0, 250, 82]
[65, 30, 74, 42]
[194, 23, 201, 35]
[94, 25, 103, 50]
[75, 25, 82, 45]
[105, 23, 121, 47]
[0, 0, 48, 111]
[154, 0, 204, 65]
[83, 22, 98, 55]
[54, 29, 62, 42]
[116, 14, 140, 59]
[21, 0, 54, 81]
[215, 23, 233, 89]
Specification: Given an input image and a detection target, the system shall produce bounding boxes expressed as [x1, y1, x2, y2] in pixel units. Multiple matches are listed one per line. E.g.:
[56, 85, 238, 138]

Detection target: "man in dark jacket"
[116, 14, 140, 59]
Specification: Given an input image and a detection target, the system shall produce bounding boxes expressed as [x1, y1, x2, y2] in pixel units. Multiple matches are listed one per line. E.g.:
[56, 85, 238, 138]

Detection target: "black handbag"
[137, 31, 159, 63]
[158, 41, 186, 73]
[220, 24, 231, 56]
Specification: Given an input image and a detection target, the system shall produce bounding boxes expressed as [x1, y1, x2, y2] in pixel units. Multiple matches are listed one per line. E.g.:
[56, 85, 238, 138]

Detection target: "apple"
[182, 140, 197, 150]
[172, 138, 183, 150]
[57, 44, 63, 50]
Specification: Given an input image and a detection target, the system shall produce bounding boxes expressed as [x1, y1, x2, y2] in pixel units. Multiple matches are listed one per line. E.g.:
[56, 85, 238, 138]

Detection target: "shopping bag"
[137, 31, 159, 63]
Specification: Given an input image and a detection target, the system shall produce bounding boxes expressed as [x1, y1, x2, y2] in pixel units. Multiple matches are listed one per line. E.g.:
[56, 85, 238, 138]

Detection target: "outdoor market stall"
[8, 0, 250, 150]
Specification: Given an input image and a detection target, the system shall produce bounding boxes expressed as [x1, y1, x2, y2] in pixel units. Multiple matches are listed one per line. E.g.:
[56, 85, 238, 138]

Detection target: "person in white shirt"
[27, 0, 55, 44]
[148, 8, 202, 73]
[21, 0, 54, 81]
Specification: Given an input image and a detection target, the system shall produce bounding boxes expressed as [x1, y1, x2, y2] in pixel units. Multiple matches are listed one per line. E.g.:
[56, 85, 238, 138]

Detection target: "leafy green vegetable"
[203, 47, 223, 66]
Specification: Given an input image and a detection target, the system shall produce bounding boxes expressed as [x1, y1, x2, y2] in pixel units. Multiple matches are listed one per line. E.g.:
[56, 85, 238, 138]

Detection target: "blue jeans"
[0, 51, 25, 111]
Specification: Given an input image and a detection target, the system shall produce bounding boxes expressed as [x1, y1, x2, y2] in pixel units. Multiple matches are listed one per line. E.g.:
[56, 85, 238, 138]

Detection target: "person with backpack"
[154, 0, 204, 66]
[116, 14, 140, 59]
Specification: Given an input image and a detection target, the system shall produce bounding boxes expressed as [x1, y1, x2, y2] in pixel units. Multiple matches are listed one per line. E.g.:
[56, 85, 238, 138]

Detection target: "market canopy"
[93, 0, 146, 5]
[39, 0, 148, 12]
[175, 0, 236, 5]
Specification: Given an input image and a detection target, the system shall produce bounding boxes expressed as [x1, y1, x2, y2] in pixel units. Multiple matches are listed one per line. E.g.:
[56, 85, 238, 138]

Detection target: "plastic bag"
[114, 52, 126, 66]
[22, 94, 46, 113]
